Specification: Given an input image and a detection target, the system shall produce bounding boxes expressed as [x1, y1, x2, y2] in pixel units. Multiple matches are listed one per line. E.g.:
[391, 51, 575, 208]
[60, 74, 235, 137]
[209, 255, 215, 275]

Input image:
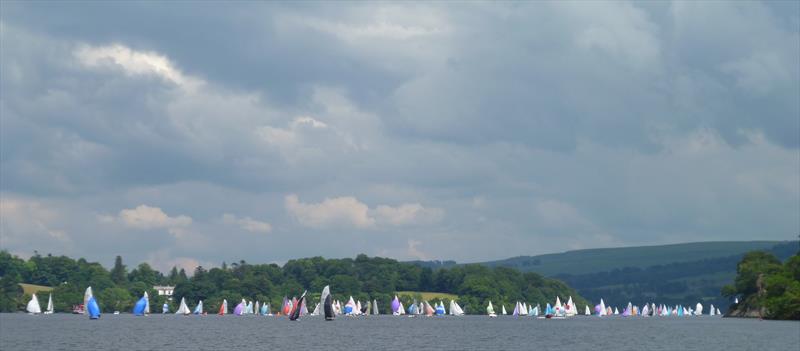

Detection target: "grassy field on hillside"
[396, 291, 458, 301]
[19, 283, 54, 295]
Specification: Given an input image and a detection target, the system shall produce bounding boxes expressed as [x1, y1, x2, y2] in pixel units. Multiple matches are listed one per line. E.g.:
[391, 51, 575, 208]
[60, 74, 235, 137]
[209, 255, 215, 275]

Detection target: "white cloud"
[117, 204, 192, 230]
[373, 203, 443, 225]
[74, 44, 200, 89]
[0, 197, 69, 243]
[222, 213, 272, 233]
[285, 194, 442, 229]
[285, 194, 374, 229]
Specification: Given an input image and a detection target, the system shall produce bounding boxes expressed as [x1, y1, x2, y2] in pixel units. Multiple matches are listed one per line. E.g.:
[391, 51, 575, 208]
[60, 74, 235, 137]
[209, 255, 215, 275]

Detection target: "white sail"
[567, 297, 577, 316]
[716, 308, 721, 315]
[176, 297, 191, 315]
[487, 301, 496, 316]
[45, 293, 54, 314]
[399, 301, 406, 315]
[599, 299, 607, 316]
[373, 299, 379, 315]
[144, 291, 150, 314]
[451, 301, 464, 316]
[501, 304, 507, 315]
[614, 307, 619, 315]
[26, 293, 42, 314]
[695, 303, 703, 316]
[356, 300, 362, 315]
[520, 302, 528, 316]
[83, 287, 93, 315]
[585, 305, 591, 316]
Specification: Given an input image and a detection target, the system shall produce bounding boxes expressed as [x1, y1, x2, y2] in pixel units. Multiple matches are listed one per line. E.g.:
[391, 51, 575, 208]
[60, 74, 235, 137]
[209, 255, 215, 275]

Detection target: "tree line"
[0, 251, 588, 314]
[721, 249, 800, 320]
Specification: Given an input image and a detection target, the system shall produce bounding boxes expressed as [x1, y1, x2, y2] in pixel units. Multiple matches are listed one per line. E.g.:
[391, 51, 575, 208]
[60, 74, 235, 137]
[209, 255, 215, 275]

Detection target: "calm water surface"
[1, 314, 798, 350]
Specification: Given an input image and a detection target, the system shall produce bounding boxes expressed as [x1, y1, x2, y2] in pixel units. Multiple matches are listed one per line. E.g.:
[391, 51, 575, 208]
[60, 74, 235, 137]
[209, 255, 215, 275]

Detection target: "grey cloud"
[1, 1, 797, 267]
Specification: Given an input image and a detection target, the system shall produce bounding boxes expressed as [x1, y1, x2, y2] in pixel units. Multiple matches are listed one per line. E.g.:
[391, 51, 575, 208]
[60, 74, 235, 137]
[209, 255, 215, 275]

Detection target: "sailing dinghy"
[486, 301, 497, 317]
[193, 300, 203, 315]
[175, 297, 191, 315]
[44, 293, 54, 314]
[26, 293, 41, 314]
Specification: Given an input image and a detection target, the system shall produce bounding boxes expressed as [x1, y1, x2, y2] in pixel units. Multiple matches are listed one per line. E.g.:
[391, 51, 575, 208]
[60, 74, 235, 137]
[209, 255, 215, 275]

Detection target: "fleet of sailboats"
[22, 283, 728, 323]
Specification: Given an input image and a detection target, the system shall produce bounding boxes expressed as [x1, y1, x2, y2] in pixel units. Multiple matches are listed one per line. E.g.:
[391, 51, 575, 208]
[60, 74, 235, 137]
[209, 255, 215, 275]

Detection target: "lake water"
[1, 314, 798, 351]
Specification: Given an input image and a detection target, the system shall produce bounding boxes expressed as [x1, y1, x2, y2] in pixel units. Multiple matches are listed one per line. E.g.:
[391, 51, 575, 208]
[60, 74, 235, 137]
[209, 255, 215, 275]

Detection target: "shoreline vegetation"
[722, 249, 800, 320]
[0, 252, 587, 314]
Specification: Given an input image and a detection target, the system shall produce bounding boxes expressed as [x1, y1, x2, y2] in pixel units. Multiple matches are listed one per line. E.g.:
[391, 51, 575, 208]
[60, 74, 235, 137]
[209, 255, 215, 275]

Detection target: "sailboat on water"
[83, 287, 93, 315]
[450, 300, 464, 316]
[501, 304, 507, 316]
[44, 293, 54, 314]
[584, 305, 591, 316]
[487, 301, 497, 317]
[320, 285, 334, 321]
[133, 292, 148, 316]
[175, 297, 191, 315]
[219, 299, 228, 315]
[193, 300, 203, 315]
[391, 296, 401, 316]
[373, 299, 380, 315]
[289, 291, 307, 321]
[26, 293, 41, 314]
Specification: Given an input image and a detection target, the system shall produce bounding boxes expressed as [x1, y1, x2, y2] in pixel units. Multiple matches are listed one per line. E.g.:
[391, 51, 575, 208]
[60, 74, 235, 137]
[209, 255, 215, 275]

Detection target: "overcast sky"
[1, 1, 798, 272]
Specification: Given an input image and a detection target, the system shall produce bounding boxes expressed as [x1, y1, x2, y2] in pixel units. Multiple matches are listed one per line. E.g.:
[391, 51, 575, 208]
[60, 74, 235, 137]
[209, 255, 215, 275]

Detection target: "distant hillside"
[479, 241, 790, 276]
[407, 240, 798, 311]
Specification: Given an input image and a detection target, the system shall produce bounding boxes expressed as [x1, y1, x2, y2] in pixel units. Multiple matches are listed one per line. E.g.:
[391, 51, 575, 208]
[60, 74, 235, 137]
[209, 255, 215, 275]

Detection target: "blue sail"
[260, 303, 269, 315]
[133, 296, 147, 316]
[87, 296, 101, 319]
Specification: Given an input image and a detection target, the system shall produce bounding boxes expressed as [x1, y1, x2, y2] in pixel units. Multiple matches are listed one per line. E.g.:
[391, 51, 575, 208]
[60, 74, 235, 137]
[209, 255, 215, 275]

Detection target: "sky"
[1, 1, 798, 273]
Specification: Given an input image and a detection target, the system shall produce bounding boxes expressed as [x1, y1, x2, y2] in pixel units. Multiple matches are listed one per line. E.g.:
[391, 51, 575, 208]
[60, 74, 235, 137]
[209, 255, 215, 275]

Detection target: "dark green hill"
[480, 241, 789, 276]
[409, 240, 798, 312]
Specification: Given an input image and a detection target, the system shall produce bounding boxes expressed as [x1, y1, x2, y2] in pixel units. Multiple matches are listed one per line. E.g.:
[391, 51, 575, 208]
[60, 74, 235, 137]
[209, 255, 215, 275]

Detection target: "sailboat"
[345, 296, 357, 315]
[584, 305, 591, 316]
[300, 299, 309, 316]
[83, 287, 93, 316]
[255, 301, 261, 315]
[501, 304, 507, 315]
[531, 304, 540, 317]
[716, 307, 721, 316]
[424, 301, 435, 316]
[162, 302, 169, 314]
[435, 301, 445, 316]
[87, 295, 101, 319]
[321, 286, 334, 321]
[133, 293, 148, 316]
[391, 296, 401, 315]
[520, 302, 528, 316]
[261, 303, 270, 316]
[219, 299, 228, 315]
[289, 291, 307, 321]
[486, 301, 497, 317]
[356, 300, 362, 315]
[234, 300, 245, 316]
[450, 300, 464, 316]
[565, 297, 576, 317]
[542, 303, 553, 319]
[193, 300, 203, 315]
[44, 293, 54, 314]
[695, 303, 703, 316]
[26, 293, 41, 314]
[144, 292, 150, 314]
[512, 301, 520, 316]
[554, 296, 563, 317]
[175, 297, 191, 315]
[373, 299, 379, 315]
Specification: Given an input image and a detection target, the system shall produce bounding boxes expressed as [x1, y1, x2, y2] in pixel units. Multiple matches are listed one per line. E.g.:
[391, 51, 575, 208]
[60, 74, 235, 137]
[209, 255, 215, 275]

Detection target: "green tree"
[110, 256, 128, 286]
